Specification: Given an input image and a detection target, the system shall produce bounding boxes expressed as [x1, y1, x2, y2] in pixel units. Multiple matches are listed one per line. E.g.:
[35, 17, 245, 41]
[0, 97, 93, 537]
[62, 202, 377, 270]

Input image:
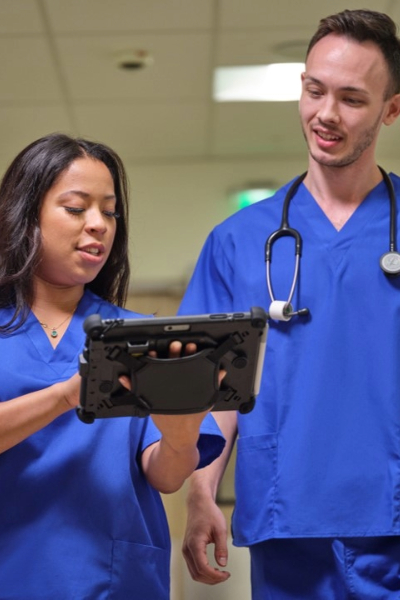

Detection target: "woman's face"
[35, 157, 118, 290]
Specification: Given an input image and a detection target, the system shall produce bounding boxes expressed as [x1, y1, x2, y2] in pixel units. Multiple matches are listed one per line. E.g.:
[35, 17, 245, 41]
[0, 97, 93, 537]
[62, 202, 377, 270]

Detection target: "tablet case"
[77, 307, 267, 423]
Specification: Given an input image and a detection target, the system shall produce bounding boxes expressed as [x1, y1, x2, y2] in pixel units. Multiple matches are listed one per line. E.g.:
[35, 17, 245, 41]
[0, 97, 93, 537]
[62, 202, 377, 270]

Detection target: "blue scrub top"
[0, 290, 224, 599]
[179, 174, 400, 546]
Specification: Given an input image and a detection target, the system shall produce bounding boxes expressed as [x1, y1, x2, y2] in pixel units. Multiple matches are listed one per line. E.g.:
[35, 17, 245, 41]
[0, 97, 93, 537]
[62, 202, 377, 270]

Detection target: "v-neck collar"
[25, 291, 103, 375]
[293, 176, 389, 247]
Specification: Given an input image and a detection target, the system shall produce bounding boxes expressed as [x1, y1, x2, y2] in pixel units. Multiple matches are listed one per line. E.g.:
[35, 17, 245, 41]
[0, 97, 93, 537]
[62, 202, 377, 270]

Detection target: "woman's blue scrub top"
[0, 290, 224, 599]
[179, 174, 400, 546]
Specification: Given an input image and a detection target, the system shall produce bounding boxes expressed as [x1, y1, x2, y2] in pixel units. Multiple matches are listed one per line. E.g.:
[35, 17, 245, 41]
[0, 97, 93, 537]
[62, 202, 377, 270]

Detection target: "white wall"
[125, 149, 399, 293]
[126, 157, 307, 291]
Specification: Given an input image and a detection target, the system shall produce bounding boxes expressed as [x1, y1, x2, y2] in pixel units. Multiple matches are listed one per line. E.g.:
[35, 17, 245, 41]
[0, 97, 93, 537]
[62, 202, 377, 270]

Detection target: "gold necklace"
[40, 310, 75, 339]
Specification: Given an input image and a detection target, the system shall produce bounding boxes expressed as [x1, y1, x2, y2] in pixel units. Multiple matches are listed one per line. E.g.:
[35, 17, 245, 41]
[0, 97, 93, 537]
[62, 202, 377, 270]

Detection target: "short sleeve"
[140, 412, 225, 470]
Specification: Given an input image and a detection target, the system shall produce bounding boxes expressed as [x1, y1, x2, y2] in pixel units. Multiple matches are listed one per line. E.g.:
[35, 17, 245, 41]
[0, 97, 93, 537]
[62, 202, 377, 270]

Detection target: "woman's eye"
[103, 210, 120, 219]
[65, 207, 84, 215]
[64, 207, 119, 218]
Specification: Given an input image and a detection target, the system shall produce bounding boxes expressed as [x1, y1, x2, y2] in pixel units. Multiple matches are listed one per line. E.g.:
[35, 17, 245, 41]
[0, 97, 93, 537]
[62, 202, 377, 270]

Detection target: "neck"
[31, 278, 84, 314]
[303, 160, 383, 230]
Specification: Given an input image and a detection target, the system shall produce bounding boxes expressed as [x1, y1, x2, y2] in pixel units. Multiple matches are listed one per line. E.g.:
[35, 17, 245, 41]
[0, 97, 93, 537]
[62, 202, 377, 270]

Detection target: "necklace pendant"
[51, 329, 58, 338]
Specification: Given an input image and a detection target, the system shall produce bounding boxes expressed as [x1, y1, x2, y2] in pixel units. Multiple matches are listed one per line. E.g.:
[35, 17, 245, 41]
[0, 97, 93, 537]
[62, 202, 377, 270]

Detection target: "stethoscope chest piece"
[380, 251, 400, 276]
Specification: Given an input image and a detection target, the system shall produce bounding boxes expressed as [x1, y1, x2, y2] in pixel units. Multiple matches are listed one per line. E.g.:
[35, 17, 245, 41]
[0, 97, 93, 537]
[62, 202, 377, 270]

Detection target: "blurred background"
[3, 1, 399, 598]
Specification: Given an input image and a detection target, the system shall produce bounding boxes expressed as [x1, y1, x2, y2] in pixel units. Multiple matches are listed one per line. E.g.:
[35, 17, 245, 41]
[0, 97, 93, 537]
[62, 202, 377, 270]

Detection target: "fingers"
[182, 509, 231, 585]
[149, 340, 198, 359]
[184, 342, 197, 355]
[168, 340, 183, 358]
[218, 369, 227, 386]
[168, 340, 197, 358]
[182, 538, 230, 585]
[118, 374, 131, 390]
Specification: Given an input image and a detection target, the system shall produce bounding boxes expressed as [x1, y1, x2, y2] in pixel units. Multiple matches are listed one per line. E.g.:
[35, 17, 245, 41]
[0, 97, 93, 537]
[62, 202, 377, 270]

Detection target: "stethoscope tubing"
[265, 167, 397, 319]
[379, 166, 397, 254]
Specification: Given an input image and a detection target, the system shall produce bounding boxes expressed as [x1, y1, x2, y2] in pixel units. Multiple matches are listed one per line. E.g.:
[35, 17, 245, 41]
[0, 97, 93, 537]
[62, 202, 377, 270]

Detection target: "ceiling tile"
[0, 38, 63, 101]
[44, 0, 214, 32]
[0, 0, 43, 34]
[216, 30, 311, 65]
[56, 33, 212, 101]
[219, 0, 394, 29]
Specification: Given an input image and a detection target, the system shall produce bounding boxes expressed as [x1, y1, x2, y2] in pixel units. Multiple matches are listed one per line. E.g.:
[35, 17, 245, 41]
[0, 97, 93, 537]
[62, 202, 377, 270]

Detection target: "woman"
[0, 133, 224, 599]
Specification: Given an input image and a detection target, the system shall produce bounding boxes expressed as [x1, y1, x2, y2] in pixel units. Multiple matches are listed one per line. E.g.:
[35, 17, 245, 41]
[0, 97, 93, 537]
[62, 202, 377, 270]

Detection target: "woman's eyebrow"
[58, 190, 116, 201]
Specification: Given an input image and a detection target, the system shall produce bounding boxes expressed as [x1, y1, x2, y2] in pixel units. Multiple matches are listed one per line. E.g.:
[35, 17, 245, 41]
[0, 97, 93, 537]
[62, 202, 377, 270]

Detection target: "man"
[179, 9, 400, 599]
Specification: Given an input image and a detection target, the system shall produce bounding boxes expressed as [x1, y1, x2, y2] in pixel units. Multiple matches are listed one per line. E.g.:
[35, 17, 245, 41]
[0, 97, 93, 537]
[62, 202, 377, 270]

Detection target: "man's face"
[299, 33, 396, 169]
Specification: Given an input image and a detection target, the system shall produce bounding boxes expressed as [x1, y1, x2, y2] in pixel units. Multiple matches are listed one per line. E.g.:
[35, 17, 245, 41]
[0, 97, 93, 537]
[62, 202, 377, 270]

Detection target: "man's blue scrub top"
[0, 290, 224, 599]
[180, 174, 400, 546]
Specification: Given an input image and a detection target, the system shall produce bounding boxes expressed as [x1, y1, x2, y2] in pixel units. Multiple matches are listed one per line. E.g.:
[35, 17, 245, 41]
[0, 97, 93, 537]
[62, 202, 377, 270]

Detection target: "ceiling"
[1, 0, 399, 168]
[1, 0, 400, 294]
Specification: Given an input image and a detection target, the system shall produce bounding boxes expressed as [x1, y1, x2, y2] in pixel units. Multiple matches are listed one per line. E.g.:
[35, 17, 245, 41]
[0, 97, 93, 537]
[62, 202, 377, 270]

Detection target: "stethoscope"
[265, 167, 400, 322]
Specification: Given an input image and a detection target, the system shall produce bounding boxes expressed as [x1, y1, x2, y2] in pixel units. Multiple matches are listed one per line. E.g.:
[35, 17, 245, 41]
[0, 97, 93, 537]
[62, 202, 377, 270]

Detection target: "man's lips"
[314, 128, 342, 142]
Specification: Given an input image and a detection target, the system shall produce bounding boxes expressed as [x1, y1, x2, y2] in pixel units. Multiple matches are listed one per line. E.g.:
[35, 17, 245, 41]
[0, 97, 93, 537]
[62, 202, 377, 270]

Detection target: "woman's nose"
[85, 209, 108, 234]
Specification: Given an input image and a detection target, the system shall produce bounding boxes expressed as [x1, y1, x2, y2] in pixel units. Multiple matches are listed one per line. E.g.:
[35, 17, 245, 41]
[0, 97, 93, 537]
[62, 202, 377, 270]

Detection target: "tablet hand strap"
[108, 348, 223, 415]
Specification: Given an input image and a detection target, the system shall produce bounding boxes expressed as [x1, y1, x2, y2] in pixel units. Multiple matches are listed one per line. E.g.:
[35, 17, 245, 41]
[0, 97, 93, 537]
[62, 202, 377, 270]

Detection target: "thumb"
[214, 531, 228, 567]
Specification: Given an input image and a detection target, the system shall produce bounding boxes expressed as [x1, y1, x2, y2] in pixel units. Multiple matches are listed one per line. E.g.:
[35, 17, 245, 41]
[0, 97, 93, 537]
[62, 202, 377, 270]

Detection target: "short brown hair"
[307, 9, 400, 98]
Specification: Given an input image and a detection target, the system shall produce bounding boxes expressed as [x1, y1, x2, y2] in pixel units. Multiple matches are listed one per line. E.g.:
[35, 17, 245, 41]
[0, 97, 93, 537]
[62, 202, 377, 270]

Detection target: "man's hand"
[182, 490, 231, 584]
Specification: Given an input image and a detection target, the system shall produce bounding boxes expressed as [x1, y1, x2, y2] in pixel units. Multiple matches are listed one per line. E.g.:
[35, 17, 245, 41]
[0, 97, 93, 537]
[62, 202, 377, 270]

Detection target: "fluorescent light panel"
[214, 63, 304, 102]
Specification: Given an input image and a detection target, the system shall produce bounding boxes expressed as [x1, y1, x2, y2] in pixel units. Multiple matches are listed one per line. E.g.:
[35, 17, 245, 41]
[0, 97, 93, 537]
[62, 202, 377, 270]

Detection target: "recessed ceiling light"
[114, 49, 154, 70]
[213, 63, 304, 102]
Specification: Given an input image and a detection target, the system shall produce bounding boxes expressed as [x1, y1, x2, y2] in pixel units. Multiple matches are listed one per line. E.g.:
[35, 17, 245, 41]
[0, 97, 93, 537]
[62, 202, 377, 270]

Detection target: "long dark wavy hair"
[0, 133, 130, 332]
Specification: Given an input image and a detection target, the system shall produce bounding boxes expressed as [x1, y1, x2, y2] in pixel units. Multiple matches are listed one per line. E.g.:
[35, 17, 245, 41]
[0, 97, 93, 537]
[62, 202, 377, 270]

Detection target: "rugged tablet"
[77, 307, 267, 423]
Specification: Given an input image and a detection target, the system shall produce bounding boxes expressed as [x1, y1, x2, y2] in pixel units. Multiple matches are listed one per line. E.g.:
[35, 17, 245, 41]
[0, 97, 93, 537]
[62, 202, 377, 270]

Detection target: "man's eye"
[344, 97, 362, 105]
[308, 89, 322, 98]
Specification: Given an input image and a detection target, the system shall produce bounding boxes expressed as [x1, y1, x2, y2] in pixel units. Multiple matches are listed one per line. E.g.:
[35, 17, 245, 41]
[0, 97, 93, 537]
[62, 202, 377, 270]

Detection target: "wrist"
[159, 436, 199, 463]
[187, 469, 218, 504]
[54, 380, 78, 411]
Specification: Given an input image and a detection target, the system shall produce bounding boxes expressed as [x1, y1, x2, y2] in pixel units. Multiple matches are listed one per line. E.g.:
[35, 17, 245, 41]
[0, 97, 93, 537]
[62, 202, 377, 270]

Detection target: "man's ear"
[383, 93, 400, 125]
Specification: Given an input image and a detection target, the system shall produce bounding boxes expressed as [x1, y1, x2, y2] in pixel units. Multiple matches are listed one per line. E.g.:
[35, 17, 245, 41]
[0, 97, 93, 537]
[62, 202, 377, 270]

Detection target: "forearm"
[0, 375, 79, 453]
[142, 409, 237, 494]
[187, 411, 238, 503]
[143, 437, 201, 494]
[182, 411, 237, 583]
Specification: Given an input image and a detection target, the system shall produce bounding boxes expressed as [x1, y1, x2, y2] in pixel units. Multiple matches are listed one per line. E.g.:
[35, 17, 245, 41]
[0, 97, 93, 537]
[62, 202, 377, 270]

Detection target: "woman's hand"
[59, 372, 82, 408]
[0, 372, 82, 453]
[129, 340, 225, 493]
